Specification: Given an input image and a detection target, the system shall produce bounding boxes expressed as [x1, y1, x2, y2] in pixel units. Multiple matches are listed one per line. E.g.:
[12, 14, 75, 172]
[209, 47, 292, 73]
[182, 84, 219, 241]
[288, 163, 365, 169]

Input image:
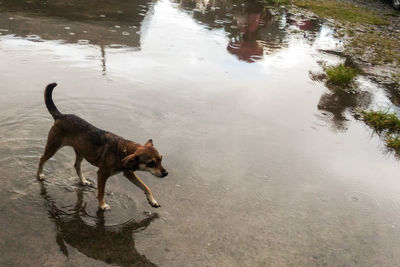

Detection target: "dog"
[37, 83, 168, 210]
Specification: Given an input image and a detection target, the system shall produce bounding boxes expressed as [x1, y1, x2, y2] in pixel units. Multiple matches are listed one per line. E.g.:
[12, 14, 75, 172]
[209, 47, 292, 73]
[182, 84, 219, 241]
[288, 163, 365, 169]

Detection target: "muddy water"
[1, 0, 400, 266]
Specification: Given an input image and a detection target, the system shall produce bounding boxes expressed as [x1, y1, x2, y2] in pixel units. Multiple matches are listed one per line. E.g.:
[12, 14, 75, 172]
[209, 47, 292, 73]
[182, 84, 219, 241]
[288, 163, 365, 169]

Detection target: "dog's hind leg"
[37, 126, 62, 180]
[74, 150, 91, 186]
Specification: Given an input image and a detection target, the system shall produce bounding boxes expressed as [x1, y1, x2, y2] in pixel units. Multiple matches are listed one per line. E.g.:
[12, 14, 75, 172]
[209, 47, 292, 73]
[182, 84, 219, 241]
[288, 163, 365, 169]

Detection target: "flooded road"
[1, 0, 400, 266]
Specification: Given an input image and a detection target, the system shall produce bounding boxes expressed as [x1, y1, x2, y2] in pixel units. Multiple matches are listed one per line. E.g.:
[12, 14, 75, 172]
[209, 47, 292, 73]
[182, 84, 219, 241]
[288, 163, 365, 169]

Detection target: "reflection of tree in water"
[317, 89, 372, 131]
[39, 183, 158, 266]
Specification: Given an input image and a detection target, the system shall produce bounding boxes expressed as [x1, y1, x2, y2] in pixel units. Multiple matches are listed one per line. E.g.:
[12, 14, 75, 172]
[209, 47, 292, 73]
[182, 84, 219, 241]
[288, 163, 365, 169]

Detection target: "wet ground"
[1, 0, 400, 266]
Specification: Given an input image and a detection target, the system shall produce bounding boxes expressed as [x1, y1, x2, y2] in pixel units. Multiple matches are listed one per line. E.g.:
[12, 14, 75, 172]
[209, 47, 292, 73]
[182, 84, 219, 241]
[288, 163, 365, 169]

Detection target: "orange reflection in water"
[227, 4, 263, 63]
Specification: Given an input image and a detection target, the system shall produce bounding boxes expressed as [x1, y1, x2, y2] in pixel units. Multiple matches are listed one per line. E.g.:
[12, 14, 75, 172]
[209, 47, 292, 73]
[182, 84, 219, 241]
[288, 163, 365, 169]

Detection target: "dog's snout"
[161, 171, 168, 178]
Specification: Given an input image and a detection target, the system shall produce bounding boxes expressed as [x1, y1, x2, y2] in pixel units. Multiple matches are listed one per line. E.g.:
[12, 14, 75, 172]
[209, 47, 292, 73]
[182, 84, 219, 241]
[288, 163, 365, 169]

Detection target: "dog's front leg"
[123, 170, 160, 208]
[97, 169, 111, 211]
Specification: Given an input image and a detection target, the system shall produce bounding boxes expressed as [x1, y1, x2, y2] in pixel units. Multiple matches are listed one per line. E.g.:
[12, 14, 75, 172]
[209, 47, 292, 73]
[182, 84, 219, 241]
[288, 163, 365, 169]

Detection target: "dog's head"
[122, 139, 168, 178]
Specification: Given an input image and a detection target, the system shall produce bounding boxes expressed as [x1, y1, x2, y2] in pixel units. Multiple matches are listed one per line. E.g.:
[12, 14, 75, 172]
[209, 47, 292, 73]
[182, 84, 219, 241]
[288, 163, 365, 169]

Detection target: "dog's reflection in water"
[39, 182, 158, 266]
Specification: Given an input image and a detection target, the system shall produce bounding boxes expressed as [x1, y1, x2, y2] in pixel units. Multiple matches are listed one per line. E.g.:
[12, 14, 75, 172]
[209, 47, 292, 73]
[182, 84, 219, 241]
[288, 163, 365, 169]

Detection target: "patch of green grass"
[292, 0, 388, 25]
[384, 11, 400, 17]
[362, 110, 400, 133]
[260, 0, 290, 5]
[346, 29, 355, 37]
[325, 64, 357, 86]
[349, 32, 400, 65]
[362, 110, 400, 155]
[386, 135, 400, 150]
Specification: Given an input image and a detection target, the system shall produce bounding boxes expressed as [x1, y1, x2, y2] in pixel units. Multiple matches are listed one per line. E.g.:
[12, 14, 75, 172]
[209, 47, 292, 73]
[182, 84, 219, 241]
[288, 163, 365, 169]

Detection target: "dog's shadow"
[39, 182, 158, 266]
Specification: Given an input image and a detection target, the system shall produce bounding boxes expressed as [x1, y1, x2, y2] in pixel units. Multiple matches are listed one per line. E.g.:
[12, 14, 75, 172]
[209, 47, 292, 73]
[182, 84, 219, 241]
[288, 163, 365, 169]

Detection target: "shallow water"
[1, 0, 400, 266]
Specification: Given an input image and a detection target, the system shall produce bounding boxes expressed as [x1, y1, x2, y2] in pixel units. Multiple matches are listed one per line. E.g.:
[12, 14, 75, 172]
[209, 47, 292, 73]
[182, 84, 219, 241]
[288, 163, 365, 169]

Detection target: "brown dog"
[37, 83, 168, 210]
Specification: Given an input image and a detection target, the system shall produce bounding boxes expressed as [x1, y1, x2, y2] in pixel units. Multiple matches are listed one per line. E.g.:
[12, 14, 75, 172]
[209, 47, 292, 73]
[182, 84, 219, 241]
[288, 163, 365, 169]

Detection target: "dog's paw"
[37, 173, 45, 181]
[81, 179, 92, 186]
[99, 203, 111, 211]
[149, 200, 160, 208]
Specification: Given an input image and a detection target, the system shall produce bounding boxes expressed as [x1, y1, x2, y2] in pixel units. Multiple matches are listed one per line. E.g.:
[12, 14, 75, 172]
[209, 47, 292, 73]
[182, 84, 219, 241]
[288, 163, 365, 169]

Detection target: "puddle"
[1, 0, 400, 266]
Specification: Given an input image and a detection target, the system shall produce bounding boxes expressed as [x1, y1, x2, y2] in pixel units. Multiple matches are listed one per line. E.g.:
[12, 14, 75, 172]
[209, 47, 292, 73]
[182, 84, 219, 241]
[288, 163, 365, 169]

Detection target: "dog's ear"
[145, 139, 153, 147]
[122, 152, 139, 169]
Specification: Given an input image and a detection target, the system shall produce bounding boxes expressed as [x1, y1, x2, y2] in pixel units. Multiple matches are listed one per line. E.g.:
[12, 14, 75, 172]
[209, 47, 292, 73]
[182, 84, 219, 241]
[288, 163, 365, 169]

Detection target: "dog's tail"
[44, 83, 62, 120]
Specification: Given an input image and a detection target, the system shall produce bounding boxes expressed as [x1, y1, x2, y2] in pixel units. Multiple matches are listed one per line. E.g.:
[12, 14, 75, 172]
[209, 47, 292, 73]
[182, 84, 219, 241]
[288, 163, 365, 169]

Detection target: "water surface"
[1, 0, 400, 266]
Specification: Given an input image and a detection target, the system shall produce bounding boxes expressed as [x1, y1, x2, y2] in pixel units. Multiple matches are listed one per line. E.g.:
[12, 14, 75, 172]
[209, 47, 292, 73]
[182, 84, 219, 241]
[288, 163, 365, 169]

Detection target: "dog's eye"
[147, 161, 155, 168]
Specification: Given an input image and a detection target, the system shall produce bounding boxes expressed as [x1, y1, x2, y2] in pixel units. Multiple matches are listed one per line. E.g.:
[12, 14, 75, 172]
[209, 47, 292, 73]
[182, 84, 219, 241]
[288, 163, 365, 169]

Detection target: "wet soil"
[295, 0, 400, 86]
[1, 0, 400, 266]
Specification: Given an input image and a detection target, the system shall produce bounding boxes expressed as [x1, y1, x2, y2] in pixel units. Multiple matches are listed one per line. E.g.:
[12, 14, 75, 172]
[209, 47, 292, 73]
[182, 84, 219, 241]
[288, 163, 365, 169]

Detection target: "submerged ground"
[1, 0, 400, 266]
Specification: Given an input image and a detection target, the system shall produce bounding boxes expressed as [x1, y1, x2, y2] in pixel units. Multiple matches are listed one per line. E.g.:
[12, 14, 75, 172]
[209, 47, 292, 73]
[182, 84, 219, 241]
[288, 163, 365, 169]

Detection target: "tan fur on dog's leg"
[124, 171, 160, 208]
